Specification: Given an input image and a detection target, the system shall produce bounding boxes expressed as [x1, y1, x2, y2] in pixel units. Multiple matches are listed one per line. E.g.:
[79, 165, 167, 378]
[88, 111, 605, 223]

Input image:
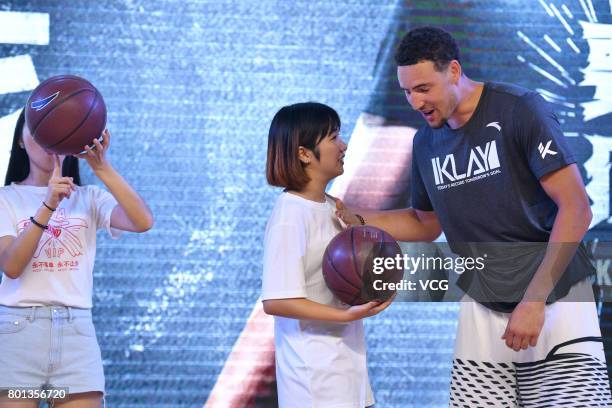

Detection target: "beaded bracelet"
[355, 214, 366, 225]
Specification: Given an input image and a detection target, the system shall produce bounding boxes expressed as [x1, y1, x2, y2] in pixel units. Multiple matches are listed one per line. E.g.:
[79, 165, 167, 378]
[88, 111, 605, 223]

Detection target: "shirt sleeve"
[0, 195, 17, 238]
[410, 134, 434, 211]
[89, 185, 121, 239]
[514, 92, 576, 179]
[261, 223, 308, 301]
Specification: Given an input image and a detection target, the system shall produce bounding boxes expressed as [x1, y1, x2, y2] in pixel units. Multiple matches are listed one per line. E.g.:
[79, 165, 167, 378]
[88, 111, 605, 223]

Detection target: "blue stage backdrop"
[0, 1, 610, 407]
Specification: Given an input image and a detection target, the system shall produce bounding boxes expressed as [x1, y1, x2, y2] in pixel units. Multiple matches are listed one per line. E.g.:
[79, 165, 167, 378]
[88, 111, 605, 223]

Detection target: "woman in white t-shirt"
[0, 109, 153, 408]
[262, 102, 394, 408]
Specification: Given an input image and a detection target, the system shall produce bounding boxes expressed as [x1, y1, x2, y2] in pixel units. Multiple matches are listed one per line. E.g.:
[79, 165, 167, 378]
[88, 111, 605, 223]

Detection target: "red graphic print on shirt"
[17, 208, 88, 272]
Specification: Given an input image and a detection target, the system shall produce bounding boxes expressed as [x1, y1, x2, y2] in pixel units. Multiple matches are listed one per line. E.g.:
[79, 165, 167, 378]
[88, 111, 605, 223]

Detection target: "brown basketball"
[322, 226, 403, 305]
[25, 75, 106, 155]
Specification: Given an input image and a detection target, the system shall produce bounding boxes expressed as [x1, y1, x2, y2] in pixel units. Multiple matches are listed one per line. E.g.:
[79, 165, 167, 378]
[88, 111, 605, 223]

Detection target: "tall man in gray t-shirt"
[338, 27, 610, 407]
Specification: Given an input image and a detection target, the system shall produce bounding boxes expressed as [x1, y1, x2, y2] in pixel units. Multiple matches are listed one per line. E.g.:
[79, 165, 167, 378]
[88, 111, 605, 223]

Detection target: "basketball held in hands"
[25, 74, 107, 155]
[323, 226, 403, 306]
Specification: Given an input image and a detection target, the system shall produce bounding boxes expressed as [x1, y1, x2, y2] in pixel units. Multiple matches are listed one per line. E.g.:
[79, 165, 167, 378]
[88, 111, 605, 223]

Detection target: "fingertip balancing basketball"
[25, 75, 106, 155]
[323, 225, 403, 306]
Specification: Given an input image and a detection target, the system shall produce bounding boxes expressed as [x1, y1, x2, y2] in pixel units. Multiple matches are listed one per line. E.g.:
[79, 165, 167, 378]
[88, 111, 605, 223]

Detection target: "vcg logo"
[431, 141, 500, 185]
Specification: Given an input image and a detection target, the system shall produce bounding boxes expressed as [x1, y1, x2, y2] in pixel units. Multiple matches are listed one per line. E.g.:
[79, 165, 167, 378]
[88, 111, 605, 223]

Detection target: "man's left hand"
[501, 301, 545, 351]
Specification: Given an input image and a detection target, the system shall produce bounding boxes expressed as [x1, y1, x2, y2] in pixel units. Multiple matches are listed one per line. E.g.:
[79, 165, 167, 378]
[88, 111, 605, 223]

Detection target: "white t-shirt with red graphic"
[0, 183, 119, 308]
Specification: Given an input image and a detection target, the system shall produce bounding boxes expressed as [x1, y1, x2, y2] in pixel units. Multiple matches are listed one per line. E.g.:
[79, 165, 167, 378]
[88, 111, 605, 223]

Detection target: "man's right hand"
[334, 197, 363, 226]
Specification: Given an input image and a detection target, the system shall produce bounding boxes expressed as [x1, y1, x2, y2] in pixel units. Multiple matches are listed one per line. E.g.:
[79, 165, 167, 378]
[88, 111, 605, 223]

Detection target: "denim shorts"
[0, 305, 105, 396]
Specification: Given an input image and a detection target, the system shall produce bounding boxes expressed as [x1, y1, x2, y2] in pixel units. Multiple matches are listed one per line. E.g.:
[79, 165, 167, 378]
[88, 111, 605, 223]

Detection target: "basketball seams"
[47, 89, 102, 150]
[28, 75, 95, 132]
[364, 230, 384, 281]
[325, 247, 361, 292]
[30, 88, 94, 136]
[323, 226, 402, 306]
[350, 228, 365, 283]
[348, 291, 364, 306]
[324, 251, 365, 305]
[24, 74, 107, 155]
[326, 286, 362, 299]
[350, 227, 368, 305]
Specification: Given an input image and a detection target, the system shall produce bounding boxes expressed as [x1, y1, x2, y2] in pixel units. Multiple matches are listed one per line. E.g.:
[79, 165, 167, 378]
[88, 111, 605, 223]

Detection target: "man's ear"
[449, 60, 462, 84]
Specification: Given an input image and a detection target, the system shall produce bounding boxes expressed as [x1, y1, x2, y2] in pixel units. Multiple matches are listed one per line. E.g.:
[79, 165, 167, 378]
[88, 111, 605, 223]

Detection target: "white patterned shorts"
[450, 279, 611, 407]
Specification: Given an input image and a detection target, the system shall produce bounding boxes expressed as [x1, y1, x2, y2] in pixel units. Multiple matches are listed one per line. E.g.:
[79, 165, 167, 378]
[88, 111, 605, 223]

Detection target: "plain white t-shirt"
[262, 192, 374, 408]
[0, 183, 119, 308]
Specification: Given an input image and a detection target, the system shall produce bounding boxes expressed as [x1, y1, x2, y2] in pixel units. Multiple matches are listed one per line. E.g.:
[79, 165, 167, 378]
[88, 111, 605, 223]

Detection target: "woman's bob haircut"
[266, 102, 340, 191]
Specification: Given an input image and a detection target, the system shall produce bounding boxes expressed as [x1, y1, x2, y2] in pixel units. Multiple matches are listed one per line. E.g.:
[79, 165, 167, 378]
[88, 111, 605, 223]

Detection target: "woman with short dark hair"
[262, 102, 394, 407]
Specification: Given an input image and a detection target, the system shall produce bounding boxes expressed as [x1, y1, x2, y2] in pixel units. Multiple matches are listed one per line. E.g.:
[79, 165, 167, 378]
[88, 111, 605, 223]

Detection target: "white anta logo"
[486, 121, 502, 131]
[538, 140, 557, 158]
[431, 140, 501, 185]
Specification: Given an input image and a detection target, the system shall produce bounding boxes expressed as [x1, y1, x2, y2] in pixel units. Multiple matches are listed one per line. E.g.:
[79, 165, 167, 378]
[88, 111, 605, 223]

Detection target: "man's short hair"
[395, 26, 460, 71]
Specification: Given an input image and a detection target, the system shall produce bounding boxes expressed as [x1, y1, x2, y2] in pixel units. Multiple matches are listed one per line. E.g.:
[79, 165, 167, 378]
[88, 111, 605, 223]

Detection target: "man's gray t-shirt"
[411, 82, 595, 312]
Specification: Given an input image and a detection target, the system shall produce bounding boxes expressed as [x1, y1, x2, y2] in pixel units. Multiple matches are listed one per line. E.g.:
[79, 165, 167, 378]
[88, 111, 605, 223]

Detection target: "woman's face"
[21, 124, 64, 174]
[307, 129, 347, 181]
